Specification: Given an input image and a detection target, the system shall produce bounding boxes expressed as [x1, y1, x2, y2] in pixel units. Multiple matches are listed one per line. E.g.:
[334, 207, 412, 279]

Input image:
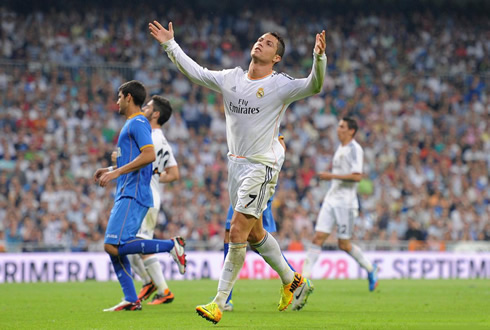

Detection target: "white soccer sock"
[144, 256, 169, 294]
[348, 244, 373, 273]
[302, 244, 322, 279]
[252, 232, 294, 285]
[214, 243, 247, 309]
[128, 254, 151, 284]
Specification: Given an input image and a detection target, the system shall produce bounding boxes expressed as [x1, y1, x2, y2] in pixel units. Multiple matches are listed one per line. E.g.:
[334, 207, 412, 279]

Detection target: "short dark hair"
[268, 32, 285, 58]
[152, 95, 173, 126]
[118, 80, 147, 107]
[342, 117, 358, 136]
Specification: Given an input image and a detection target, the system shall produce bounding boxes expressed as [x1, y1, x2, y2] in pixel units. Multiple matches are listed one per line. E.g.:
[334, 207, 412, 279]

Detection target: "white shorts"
[315, 201, 358, 239]
[136, 207, 158, 239]
[228, 155, 278, 219]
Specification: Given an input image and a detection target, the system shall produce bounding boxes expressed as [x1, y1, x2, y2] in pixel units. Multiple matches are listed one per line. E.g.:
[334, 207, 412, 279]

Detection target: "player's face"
[143, 100, 154, 120]
[337, 120, 354, 142]
[117, 91, 128, 115]
[251, 33, 281, 64]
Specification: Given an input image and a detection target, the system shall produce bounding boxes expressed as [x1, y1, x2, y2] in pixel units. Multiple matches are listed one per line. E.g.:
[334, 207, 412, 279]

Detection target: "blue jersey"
[115, 112, 154, 207]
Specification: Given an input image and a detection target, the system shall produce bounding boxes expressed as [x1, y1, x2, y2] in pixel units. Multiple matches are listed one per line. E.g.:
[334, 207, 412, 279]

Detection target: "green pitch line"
[1, 279, 489, 329]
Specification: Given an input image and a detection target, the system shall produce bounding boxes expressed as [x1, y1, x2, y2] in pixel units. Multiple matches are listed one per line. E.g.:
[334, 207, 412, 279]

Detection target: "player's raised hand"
[314, 30, 326, 55]
[149, 21, 174, 44]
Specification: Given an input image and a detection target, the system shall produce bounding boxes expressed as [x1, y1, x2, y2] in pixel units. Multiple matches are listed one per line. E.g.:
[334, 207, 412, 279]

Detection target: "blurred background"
[0, 0, 488, 254]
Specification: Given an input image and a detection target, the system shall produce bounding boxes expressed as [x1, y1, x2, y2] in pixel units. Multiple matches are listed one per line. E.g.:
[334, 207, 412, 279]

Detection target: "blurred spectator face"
[250, 33, 282, 65]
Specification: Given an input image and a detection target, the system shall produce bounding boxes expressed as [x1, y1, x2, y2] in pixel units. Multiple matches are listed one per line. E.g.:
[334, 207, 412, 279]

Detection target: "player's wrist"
[313, 51, 326, 58]
[160, 38, 176, 49]
[107, 166, 114, 172]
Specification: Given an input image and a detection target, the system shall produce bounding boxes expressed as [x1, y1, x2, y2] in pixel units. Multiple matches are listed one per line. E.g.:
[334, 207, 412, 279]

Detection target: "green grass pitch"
[1, 279, 489, 329]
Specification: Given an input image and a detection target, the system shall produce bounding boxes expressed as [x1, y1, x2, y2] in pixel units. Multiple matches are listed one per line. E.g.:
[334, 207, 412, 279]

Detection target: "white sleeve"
[278, 52, 327, 103]
[351, 145, 363, 174]
[162, 39, 226, 93]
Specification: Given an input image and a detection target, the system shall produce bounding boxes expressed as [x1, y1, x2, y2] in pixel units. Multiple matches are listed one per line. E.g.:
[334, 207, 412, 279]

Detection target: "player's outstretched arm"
[148, 20, 224, 93]
[149, 21, 174, 44]
[279, 30, 327, 103]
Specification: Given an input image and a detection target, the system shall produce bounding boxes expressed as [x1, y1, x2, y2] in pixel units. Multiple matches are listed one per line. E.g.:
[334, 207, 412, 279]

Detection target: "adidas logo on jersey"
[231, 86, 236, 92]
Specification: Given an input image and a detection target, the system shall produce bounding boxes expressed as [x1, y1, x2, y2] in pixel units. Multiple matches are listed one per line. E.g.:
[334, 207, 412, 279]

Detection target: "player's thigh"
[229, 211, 259, 243]
[315, 201, 336, 235]
[248, 215, 266, 244]
[228, 160, 277, 219]
[334, 208, 357, 240]
[136, 207, 159, 239]
[105, 198, 148, 245]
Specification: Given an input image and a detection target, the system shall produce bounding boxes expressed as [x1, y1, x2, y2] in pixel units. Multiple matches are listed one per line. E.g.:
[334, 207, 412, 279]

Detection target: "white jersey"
[150, 128, 177, 209]
[325, 139, 363, 208]
[162, 39, 326, 170]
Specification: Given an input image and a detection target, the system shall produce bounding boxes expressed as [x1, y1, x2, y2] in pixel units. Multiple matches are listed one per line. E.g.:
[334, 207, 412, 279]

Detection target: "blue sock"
[224, 242, 229, 259]
[224, 242, 233, 303]
[110, 255, 138, 302]
[118, 239, 174, 256]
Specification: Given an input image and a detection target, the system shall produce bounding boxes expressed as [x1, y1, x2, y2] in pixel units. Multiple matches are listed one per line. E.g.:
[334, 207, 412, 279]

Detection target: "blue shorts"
[225, 200, 277, 232]
[105, 197, 149, 245]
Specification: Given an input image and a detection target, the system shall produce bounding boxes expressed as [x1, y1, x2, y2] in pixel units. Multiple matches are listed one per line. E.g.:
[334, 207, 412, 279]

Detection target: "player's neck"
[248, 61, 273, 80]
[150, 122, 161, 130]
[340, 137, 354, 146]
[125, 105, 142, 119]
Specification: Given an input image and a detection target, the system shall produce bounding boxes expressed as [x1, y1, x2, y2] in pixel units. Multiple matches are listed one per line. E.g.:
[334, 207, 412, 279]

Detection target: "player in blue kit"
[93, 80, 186, 312]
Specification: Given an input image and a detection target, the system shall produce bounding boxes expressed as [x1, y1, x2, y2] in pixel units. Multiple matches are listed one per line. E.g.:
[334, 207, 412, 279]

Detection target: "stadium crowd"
[0, 2, 488, 252]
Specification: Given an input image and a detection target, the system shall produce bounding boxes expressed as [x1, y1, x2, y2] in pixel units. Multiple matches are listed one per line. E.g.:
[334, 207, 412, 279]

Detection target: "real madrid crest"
[256, 87, 265, 98]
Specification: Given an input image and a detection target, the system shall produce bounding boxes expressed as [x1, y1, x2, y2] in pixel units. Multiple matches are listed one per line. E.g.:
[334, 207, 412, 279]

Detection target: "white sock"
[144, 256, 169, 294]
[213, 243, 247, 309]
[302, 244, 322, 279]
[348, 244, 373, 273]
[128, 254, 151, 284]
[252, 232, 294, 285]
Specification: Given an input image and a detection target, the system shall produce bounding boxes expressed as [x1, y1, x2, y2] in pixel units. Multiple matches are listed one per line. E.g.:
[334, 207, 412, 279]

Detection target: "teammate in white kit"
[149, 20, 326, 323]
[301, 117, 378, 291]
[125, 95, 181, 305]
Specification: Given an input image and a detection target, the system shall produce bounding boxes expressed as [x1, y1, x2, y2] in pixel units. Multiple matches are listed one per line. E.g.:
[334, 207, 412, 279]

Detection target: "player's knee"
[312, 233, 327, 246]
[338, 241, 350, 252]
[229, 230, 244, 243]
[104, 244, 119, 256]
[247, 230, 265, 245]
[312, 237, 323, 246]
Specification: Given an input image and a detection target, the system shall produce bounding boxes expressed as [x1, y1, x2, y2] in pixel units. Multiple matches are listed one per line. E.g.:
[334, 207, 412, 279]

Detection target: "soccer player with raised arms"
[149, 20, 326, 324]
[222, 133, 312, 312]
[93, 81, 186, 312]
[301, 117, 379, 291]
